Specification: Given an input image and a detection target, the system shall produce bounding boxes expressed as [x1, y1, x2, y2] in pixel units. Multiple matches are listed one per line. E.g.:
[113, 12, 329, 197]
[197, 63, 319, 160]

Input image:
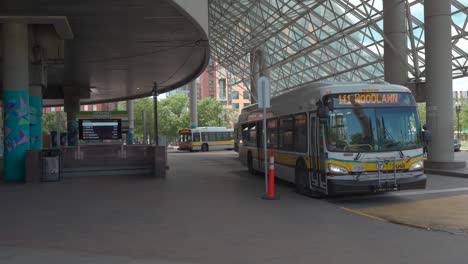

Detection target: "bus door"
[318, 122, 327, 190]
[310, 115, 319, 187]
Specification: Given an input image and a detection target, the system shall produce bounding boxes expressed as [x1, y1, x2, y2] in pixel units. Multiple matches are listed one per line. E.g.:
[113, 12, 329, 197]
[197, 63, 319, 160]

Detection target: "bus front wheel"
[295, 160, 309, 194]
[201, 144, 209, 152]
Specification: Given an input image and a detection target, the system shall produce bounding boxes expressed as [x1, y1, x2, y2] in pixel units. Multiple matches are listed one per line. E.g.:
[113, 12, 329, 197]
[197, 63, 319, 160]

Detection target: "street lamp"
[455, 101, 461, 139]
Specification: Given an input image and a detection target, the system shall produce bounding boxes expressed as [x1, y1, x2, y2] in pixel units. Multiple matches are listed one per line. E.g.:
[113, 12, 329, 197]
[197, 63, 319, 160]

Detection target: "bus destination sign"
[327, 93, 415, 108]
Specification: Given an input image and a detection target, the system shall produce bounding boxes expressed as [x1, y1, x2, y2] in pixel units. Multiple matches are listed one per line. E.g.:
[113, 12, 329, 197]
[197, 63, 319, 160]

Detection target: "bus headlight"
[328, 164, 348, 175]
[409, 160, 423, 171]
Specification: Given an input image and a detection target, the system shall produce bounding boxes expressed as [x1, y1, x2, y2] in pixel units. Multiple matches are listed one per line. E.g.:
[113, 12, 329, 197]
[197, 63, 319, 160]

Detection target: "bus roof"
[240, 81, 412, 121]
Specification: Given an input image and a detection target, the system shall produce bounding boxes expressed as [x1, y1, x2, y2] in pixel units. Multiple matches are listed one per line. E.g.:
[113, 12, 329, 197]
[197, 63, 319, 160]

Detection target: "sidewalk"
[424, 151, 468, 178]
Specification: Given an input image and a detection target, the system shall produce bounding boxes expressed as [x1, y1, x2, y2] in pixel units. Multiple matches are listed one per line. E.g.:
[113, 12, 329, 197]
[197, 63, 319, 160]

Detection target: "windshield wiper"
[383, 127, 404, 158]
[354, 152, 362, 161]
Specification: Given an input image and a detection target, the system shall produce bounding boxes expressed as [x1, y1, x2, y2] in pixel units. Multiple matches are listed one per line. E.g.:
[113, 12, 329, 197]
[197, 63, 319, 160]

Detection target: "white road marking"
[390, 187, 468, 196]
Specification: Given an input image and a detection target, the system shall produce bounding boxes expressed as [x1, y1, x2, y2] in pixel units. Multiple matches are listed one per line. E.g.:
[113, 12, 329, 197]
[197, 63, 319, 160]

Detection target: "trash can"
[42, 149, 62, 182]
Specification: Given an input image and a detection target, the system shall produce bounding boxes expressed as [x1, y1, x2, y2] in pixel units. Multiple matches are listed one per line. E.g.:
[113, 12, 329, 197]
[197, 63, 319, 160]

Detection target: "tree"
[133, 97, 154, 143]
[157, 93, 190, 142]
[223, 107, 240, 128]
[198, 98, 225, 127]
[417, 102, 426, 127]
[42, 111, 66, 134]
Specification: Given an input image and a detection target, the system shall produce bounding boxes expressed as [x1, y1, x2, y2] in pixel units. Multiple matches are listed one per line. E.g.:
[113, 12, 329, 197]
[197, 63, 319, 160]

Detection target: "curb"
[424, 169, 468, 179]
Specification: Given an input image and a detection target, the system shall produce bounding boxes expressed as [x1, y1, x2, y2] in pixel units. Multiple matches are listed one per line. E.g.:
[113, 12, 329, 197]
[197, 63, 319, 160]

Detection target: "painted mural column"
[64, 95, 80, 147]
[66, 114, 78, 146]
[29, 64, 45, 149]
[2, 23, 30, 181]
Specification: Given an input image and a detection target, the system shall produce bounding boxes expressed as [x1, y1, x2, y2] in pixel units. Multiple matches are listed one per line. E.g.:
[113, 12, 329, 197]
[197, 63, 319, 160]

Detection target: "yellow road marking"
[340, 207, 387, 222]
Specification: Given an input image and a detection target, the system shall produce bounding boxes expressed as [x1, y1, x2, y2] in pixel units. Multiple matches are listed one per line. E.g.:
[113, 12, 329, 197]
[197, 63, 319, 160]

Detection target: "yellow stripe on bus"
[191, 141, 234, 147]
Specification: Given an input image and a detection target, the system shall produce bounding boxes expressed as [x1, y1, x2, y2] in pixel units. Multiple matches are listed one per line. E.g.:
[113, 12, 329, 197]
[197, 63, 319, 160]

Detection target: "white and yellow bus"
[238, 82, 426, 196]
[178, 127, 234, 152]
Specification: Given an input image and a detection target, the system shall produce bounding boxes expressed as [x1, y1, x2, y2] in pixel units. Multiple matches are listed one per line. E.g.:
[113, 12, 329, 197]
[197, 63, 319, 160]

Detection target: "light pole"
[456, 101, 461, 139]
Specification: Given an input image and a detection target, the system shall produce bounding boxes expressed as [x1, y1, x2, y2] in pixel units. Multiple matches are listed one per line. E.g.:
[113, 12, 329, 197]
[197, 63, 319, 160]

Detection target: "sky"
[454, 77, 468, 91]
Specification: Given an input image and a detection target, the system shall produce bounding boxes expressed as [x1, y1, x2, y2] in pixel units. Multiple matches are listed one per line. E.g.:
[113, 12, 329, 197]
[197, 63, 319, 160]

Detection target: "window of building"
[232, 91, 239, 99]
[244, 103, 250, 107]
[92, 105, 97, 111]
[219, 78, 226, 100]
[51, 107, 56, 112]
[232, 103, 239, 109]
[243, 91, 250, 99]
[84, 105, 89, 111]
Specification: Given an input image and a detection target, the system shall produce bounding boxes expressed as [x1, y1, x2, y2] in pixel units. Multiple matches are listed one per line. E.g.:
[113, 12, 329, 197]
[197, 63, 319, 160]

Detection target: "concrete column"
[29, 64, 45, 149]
[383, 0, 408, 85]
[2, 23, 30, 181]
[64, 95, 79, 146]
[424, 0, 465, 168]
[127, 100, 134, 144]
[189, 80, 198, 128]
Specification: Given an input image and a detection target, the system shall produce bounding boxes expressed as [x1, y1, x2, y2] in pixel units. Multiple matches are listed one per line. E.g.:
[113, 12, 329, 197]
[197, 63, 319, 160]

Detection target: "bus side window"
[242, 124, 249, 144]
[202, 132, 209, 142]
[279, 116, 294, 151]
[208, 132, 216, 141]
[249, 123, 257, 146]
[294, 113, 307, 153]
[193, 133, 200, 142]
[267, 119, 278, 148]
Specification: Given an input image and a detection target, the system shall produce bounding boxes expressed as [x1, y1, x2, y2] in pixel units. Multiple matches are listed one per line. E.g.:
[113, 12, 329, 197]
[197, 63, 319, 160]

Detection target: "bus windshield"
[327, 107, 421, 152]
[179, 133, 192, 143]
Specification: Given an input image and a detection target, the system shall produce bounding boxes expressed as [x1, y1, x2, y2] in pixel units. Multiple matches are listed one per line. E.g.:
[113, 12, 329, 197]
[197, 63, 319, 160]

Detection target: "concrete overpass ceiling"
[209, 0, 468, 96]
[1, 0, 209, 106]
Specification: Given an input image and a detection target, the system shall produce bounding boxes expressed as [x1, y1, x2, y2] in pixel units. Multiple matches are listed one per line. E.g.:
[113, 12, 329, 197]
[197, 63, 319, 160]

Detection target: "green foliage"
[197, 98, 225, 127]
[158, 94, 190, 142]
[133, 97, 155, 142]
[417, 102, 426, 127]
[122, 94, 234, 143]
[223, 107, 240, 128]
[42, 112, 66, 134]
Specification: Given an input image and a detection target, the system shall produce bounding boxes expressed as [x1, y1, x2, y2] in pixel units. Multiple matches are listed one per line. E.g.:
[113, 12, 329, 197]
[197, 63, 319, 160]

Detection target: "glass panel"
[327, 107, 422, 152]
[279, 116, 294, 151]
[294, 114, 307, 153]
[193, 133, 200, 142]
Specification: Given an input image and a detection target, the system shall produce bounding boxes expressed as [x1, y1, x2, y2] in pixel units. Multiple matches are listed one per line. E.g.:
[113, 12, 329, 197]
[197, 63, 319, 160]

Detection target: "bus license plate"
[353, 165, 365, 172]
[377, 162, 384, 170]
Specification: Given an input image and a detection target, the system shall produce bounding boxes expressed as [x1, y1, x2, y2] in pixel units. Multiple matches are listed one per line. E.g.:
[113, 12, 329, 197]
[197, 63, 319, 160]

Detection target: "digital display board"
[79, 119, 122, 140]
[326, 93, 416, 108]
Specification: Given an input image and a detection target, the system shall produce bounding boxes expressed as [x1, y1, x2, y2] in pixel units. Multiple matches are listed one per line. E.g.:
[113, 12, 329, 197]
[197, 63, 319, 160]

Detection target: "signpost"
[258, 76, 276, 200]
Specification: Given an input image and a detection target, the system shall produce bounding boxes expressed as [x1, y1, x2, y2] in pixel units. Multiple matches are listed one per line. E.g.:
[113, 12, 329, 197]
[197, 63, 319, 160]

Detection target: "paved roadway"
[1, 150, 468, 263]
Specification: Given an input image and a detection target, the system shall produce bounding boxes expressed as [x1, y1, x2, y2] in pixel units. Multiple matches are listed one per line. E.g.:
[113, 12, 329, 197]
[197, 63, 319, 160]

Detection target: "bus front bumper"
[327, 172, 426, 195]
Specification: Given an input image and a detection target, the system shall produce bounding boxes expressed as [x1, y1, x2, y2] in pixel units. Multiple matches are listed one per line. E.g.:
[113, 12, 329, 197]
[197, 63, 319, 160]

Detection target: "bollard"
[262, 148, 279, 200]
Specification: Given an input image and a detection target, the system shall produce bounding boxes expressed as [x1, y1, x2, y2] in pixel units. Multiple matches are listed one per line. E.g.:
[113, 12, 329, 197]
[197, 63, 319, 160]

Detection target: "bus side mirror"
[317, 102, 328, 119]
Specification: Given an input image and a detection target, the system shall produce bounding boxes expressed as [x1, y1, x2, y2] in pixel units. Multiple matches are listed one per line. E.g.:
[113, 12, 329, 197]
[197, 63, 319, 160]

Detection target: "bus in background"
[178, 127, 234, 152]
[238, 82, 426, 196]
